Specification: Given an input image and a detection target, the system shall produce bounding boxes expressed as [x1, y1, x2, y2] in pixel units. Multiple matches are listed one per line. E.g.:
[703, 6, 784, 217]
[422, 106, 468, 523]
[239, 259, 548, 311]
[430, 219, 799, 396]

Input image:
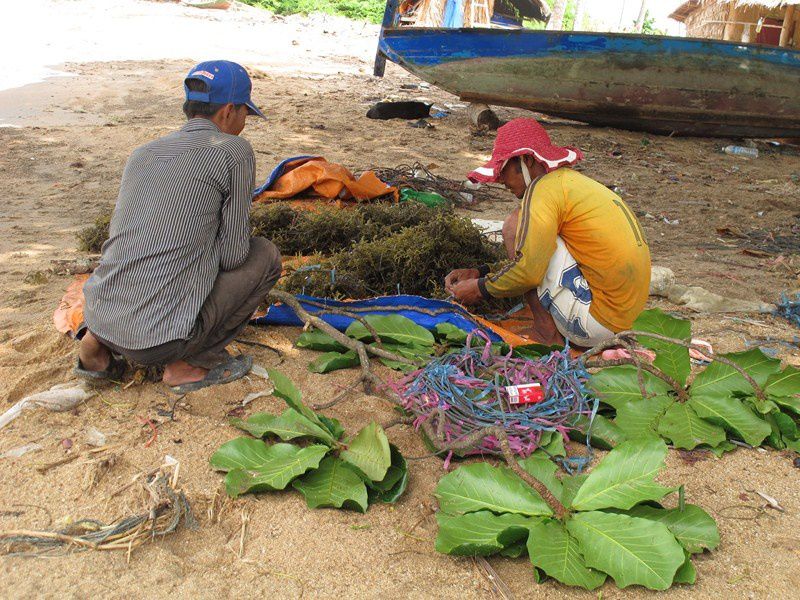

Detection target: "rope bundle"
[389, 334, 597, 471]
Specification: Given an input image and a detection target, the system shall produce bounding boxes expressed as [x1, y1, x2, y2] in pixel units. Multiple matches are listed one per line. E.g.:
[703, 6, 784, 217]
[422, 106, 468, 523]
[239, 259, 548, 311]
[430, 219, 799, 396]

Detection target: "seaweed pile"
[281, 211, 506, 300]
[77, 202, 512, 304]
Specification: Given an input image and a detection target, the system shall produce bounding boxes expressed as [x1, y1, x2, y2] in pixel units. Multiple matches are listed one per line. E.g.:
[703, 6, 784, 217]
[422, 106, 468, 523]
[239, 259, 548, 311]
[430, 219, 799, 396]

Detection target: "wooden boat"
[374, 1, 800, 138]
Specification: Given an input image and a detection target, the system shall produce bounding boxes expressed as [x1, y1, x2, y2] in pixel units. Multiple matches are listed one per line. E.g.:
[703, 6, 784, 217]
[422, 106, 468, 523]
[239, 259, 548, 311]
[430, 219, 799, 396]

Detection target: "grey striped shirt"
[83, 118, 254, 350]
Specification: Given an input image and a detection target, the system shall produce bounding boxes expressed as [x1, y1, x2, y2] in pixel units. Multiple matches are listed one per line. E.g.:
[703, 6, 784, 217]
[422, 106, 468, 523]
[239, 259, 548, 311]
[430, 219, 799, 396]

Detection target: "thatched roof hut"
[670, 1, 800, 48]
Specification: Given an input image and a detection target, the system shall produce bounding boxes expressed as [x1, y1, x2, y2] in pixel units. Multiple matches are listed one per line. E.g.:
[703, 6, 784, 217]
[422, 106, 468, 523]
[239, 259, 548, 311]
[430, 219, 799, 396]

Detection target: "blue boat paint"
[379, 28, 800, 70]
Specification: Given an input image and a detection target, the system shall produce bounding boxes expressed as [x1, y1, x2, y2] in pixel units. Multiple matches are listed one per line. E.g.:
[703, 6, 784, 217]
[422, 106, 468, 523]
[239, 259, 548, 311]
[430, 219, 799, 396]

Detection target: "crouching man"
[446, 118, 651, 348]
[77, 60, 281, 392]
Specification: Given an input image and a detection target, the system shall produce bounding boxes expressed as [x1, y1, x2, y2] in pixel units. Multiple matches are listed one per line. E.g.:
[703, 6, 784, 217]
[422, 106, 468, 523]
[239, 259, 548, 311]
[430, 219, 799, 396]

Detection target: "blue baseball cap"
[184, 60, 265, 119]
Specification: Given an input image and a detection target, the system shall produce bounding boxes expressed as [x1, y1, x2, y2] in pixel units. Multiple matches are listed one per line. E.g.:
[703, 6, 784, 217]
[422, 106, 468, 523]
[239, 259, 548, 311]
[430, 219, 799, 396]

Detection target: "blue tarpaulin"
[254, 294, 502, 342]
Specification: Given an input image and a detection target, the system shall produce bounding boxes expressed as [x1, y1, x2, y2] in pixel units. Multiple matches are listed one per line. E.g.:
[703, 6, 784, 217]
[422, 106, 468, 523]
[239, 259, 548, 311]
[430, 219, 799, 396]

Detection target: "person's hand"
[450, 278, 483, 306]
[445, 268, 480, 293]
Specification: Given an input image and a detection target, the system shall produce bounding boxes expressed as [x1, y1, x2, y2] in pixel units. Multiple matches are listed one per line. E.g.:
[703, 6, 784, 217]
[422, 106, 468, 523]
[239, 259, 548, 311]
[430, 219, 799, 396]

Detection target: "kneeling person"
[78, 60, 282, 391]
[446, 118, 650, 347]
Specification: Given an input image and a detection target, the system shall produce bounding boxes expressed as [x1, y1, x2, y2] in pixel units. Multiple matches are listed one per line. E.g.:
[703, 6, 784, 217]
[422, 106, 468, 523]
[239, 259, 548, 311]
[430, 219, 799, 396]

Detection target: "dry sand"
[1, 1, 800, 598]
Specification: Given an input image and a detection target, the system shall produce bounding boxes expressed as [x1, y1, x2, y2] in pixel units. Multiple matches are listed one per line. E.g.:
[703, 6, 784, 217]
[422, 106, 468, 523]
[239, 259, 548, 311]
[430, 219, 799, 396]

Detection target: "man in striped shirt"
[77, 60, 281, 392]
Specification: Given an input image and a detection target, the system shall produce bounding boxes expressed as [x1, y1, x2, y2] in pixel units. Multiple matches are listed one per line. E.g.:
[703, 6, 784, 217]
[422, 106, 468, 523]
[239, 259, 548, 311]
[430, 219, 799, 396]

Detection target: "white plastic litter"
[0, 384, 95, 431]
[250, 364, 270, 381]
[0, 443, 43, 458]
[242, 391, 270, 407]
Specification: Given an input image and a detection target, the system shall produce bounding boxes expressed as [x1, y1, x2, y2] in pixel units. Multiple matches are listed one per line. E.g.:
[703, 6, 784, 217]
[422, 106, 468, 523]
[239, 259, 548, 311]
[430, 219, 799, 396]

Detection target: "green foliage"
[434, 439, 719, 591]
[239, 0, 385, 23]
[282, 210, 507, 300]
[633, 309, 691, 386]
[570, 438, 674, 511]
[211, 370, 407, 510]
[297, 315, 439, 374]
[590, 309, 800, 454]
[345, 315, 435, 347]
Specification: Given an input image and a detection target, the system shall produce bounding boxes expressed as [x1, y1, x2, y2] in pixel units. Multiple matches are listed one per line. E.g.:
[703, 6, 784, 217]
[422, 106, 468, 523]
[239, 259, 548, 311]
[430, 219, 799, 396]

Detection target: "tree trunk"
[634, 0, 648, 33]
[547, 0, 567, 31]
[572, 0, 586, 31]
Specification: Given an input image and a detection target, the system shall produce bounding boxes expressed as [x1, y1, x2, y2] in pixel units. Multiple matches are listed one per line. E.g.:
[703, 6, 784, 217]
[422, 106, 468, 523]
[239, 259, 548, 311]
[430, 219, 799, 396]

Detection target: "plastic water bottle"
[723, 145, 759, 159]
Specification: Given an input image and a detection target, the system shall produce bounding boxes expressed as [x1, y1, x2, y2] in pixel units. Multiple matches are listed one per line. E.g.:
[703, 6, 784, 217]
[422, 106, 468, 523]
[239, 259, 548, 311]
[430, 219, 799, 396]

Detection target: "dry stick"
[591, 330, 770, 402]
[618, 337, 652, 400]
[418, 422, 568, 519]
[312, 377, 362, 411]
[35, 452, 80, 474]
[586, 358, 690, 402]
[268, 290, 413, 394]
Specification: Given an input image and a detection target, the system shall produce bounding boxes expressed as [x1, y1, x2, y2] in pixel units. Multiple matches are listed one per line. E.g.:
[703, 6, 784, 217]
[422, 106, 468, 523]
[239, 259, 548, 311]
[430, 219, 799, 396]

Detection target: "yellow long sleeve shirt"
[480, 168, 651, 333]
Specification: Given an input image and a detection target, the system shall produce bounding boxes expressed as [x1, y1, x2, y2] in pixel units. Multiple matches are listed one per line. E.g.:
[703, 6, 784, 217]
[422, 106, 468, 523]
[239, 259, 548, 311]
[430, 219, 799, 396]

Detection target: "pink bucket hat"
[468, 118, 583, 183]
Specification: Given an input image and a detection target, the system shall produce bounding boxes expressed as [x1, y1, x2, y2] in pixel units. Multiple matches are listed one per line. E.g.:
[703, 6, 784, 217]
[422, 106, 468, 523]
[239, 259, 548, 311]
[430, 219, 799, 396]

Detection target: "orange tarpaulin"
[53, 274, 90, 337]
[253, 158, 397, 204]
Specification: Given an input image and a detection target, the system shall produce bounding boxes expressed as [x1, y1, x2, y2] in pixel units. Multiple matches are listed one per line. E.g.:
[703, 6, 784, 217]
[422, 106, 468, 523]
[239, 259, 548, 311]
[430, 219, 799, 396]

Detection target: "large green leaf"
[520, 454, 563, 500]
[526, 520, 607, 590]
[340, 422, 391, 482]
[230, 408, 335, 444]
[366, 444, 408, 503]
[633, 309, 691, 386]
[569, 413, 627, 449]
[570, 438, 673, 511]
[434, 323, 469, 345]
[765, 367, 800, 415]
[690, 349, 781, 399]
[291, 456, 368, 512]
[673, 552, 697, 585]
[614, 396, 673, 439]
[318, 415, 345, 440]
[308, 350, 359, 373]
[345, 315, 435, 347]
[656, 402, 727, 450]
[567, 511, 685, 590]
[625, 505, 720, 554]
[296, 329, 348, 352]
[435, 511, 535, 556]
[589, 367, 672, 410]
[267, 368, 327, 429]
[210, 439, 328, 498]
[435, 463, 552, 517]
[560, 474, 588, 507]
[688, 395, 771, 446]
[765, 365, 800, 396]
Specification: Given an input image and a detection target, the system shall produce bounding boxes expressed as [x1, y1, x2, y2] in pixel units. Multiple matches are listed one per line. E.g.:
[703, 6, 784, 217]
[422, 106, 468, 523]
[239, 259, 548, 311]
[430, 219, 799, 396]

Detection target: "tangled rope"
[0, 472, 196, 556]
[388, 333, 597, 472]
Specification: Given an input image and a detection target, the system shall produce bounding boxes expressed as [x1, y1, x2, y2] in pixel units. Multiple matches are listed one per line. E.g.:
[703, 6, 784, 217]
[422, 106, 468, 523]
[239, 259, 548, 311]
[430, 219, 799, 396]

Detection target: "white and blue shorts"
[538, 237, 614, 347]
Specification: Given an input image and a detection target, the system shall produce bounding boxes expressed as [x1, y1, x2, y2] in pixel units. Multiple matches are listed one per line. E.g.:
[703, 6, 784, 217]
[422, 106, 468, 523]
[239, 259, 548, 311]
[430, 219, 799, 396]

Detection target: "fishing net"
[389, 334, 597, 471]
[367, 162, 500, 206]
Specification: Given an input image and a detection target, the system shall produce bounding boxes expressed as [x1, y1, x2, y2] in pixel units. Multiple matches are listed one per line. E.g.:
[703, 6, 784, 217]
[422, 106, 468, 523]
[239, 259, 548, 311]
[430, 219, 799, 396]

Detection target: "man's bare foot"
[163, 360, 209, 387]
[79, 331, 112, 372]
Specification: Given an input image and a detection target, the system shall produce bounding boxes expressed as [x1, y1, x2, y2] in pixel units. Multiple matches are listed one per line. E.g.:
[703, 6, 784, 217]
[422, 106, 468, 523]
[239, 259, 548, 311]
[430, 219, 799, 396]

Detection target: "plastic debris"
[723, 145, 759, 159]
[775, 292, 800, 328]
[0, 443, 43, 459]
[0, 384, 95, 431]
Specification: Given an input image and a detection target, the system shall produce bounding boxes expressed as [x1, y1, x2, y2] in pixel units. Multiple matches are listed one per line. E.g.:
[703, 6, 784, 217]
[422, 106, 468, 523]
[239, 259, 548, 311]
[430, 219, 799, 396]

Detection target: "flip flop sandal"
[74, 354, 127, 381]
[169, 354, 253, 394]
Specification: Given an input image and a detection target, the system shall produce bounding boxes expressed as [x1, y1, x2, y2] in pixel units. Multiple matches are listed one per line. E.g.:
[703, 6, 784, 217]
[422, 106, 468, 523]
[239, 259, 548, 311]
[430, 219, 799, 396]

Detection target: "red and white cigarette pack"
[505, 382, 545, 406]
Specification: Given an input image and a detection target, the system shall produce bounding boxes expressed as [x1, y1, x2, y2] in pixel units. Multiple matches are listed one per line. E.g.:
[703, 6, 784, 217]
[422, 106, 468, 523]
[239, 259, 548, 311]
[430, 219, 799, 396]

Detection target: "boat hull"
[378, 28, 800, 138]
